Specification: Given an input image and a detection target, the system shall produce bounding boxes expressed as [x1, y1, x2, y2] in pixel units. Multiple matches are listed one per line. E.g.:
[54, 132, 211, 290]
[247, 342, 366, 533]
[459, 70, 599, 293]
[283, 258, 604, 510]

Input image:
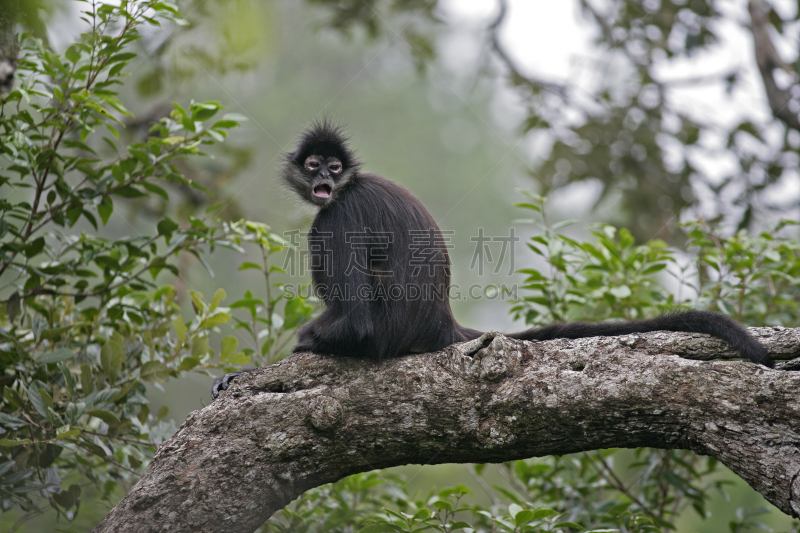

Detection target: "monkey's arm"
[212, 224, 377, 398]
[508, 310, 772, 367]
[292, 222, 378, 355]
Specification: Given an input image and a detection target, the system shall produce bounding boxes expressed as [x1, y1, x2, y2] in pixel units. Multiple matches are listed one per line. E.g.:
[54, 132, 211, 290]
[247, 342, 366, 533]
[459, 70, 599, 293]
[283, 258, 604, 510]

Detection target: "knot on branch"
[306, 395, 343, 431]
[478, 418, 516, 448]
[475, 336, 511, 382]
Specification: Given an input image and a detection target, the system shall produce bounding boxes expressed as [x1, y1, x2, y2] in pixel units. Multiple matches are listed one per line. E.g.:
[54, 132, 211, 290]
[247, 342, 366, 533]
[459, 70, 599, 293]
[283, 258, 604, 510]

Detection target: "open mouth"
[313, 183, 332, 199]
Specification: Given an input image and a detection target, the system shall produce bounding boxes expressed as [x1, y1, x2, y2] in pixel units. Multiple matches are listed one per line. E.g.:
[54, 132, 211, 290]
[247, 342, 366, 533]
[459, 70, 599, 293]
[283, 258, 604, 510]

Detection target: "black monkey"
[211, 121, 772, 399]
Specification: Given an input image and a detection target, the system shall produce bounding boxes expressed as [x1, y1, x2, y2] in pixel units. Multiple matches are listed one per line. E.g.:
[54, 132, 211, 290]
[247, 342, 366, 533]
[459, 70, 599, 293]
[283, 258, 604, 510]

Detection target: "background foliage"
[1, 0, 799, 531]
[0, 2, 312, 530]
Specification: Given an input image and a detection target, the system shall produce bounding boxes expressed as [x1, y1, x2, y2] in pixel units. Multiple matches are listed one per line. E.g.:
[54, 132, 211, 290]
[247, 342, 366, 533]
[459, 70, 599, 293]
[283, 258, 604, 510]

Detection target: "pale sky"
[442, 0, 800, 211]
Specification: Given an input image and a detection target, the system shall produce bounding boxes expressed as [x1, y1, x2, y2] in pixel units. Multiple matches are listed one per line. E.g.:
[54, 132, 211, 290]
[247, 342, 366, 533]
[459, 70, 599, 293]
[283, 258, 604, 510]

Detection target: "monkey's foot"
[460, 331, 498, 357]
[211, 371, 245, 400]
[292, 344, 314, 353]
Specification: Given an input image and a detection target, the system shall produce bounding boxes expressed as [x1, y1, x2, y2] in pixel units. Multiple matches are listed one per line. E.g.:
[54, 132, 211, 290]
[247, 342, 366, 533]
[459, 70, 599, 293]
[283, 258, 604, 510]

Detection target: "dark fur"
[291, 172, 464, 359]
[211, 121, 772, 399]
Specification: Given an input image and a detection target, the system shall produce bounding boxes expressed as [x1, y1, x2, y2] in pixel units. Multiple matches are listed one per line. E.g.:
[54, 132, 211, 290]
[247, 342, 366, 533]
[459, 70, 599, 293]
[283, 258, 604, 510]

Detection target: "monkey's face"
[281, 121, 361, 207]
[303, 155, 344, 206]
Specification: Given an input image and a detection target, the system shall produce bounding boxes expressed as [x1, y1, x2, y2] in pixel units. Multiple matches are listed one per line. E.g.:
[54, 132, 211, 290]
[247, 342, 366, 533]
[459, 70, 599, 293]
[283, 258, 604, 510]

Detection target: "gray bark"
[94, 327, 800, 533]
[0, 0, 18, 93]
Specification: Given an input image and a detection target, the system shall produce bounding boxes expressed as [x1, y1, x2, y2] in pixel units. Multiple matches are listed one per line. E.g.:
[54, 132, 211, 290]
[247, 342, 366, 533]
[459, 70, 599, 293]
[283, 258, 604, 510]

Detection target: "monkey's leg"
[292, 307, 372, 357]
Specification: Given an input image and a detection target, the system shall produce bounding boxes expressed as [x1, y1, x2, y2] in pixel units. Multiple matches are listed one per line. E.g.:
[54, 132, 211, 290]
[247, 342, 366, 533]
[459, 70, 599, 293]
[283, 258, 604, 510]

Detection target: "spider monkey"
[211, 120, 772, 399]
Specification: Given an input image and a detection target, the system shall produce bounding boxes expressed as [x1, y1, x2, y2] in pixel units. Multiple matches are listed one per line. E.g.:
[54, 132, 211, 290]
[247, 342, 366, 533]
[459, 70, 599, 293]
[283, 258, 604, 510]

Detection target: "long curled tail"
[467, 310, 772, 367]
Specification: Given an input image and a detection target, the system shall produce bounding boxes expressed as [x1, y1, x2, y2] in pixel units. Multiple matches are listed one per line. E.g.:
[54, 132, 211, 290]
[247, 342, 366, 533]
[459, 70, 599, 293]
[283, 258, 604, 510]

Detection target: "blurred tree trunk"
[749, 0, 800, 132]
[93, 329, 800, 533]
[0, 0, 18, 93]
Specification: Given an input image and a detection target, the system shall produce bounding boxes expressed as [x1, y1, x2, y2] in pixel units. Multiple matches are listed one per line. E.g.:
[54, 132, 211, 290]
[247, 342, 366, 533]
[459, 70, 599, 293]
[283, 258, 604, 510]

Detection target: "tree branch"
[748, 0, 800, 132]
[94, 327, 800, 533]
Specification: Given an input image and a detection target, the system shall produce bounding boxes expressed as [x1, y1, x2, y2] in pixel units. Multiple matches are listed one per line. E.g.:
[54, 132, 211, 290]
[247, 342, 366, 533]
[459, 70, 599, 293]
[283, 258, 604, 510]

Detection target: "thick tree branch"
[95, 327, 800, 533]
[0, 0, 18, 94]
[748, 0, 800, 132]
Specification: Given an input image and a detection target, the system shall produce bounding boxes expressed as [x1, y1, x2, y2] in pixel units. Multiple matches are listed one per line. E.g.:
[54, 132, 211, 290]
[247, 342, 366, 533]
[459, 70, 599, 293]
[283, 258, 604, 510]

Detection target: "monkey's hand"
[211, 371, 245, 400]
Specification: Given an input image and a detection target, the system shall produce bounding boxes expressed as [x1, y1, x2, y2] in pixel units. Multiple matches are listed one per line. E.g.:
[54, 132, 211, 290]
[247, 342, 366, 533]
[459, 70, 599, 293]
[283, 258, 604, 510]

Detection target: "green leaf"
[65, 45, 81, 64]
[27, 384, 50, 420]
[80, 364, 94, 394]
[552, 522, 583, 529]
[39, 388, 53, 408]
[172, 315, 187, 342]
[212, 120, 240, 129]
[112, 381, 138, 403]
[433, 500, 451, 511]
[642, 263, 668, 274]
[52, 483, 81, 509]
[190, 290, 205, 314]
[24, 237, 45, 258]
[225, 352, 251, 365]
[0, 413, 26, 430]
[220, 336, 238, 361]
[60, 363, 76, 399]
[55, 428, 81, 439]
[0, 438, 32, 447]
[412, 508, 430, 519]
[144, 330, 156, 361]
[141, 181, 169, 200]
[140, 361, 170, 384]
[191, 102, 221, 122]
[100, 338, 124, 383]
[604, 501, 631, 518]
[531, 508, 559, 519]
[157, 217, 179, 238]
[35, 348, 76, 364]
[209, 288, 226, 312]
[199, 312, 231, 329]
[514, 509, 535, 526]
[80, 441, 109, 457]
[89, 410, 120, 425]
[6, 291, 20, 322]
[40, 326, 73, 340]
[191, 336, 209, 357]
[283, 297, 311, 329]
[179, 357, 201, 371]
[98, 196, 113, 225]
[4, 388, 24, 409]
[229, 297, 263, 315]
[237, 261, 262, 271]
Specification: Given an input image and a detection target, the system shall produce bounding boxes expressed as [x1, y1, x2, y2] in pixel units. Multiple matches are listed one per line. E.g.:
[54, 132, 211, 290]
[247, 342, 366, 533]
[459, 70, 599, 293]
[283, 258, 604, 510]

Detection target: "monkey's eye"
[304, 156, 322, 172]
[327, 157, 343, 175]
